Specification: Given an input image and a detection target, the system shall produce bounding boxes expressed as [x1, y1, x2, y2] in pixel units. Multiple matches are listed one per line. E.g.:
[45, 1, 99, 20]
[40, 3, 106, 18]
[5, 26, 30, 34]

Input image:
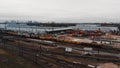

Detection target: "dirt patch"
[0, 49, 7, 54]
[99, 63, 119, 68]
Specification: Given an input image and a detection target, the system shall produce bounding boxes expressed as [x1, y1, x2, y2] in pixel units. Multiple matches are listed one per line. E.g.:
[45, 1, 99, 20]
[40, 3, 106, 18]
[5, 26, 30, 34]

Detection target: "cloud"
[0, 0, 120, 22]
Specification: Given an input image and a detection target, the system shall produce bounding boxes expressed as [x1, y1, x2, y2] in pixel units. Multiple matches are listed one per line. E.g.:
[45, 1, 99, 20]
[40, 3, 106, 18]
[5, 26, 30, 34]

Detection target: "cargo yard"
[0, 23, 120, 68]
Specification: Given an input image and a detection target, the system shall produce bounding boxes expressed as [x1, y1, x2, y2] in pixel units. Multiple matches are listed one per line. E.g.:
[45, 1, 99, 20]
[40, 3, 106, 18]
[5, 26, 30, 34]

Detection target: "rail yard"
[0, 24, 120, 68]
[1, 0, 120, 67]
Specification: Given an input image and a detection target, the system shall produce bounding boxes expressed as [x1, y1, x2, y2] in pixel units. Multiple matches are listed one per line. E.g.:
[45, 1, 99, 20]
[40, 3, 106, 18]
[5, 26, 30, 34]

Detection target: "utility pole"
[51, 22, 55, 33]
[39, 45, 42, 54]
[35, 53, 39, 64]
[4, 22, 7, 32]
[36, 25, 37, 34]
[19, 23, 20, 33]
[3, 22, 7, 48]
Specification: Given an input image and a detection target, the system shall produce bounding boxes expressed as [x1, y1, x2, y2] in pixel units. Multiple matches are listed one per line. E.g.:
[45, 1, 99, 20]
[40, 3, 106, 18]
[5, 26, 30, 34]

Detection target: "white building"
[75, 24, 118, 31]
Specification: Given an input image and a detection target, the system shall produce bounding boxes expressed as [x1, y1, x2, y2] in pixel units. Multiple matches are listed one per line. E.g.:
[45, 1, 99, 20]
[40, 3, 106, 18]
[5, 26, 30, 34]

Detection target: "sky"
[0, 0, 120, 23]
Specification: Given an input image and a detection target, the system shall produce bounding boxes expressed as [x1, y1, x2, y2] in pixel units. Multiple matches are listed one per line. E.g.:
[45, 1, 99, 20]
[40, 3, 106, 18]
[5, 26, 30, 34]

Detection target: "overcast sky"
[0, 0, 120, 23]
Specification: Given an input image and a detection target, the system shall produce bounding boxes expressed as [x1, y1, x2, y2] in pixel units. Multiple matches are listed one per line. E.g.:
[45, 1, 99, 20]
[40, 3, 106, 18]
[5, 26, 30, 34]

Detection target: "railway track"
[1, 38, 120, 63]
[1, 32, 120, 54]
[11, 38, 120, 59]
[0, 39, 93, 68]
[0, 32, 120, 67]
